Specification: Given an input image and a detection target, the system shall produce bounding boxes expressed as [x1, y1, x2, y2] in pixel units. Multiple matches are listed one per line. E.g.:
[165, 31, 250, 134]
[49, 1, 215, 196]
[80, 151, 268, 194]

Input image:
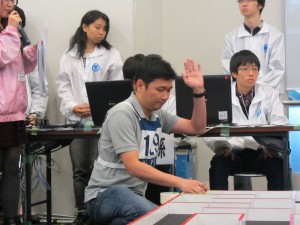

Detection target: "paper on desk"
[37, 24, 48, 96]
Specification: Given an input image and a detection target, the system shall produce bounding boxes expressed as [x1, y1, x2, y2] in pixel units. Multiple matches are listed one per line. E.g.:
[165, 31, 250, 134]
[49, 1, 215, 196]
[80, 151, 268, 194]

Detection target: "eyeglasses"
[238, 66, 259, 73]
[237, 0, 257, 4]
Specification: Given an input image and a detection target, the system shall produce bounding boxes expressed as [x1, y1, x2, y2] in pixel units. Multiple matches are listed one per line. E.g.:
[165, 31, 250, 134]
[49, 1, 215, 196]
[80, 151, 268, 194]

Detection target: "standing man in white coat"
[205, 50, 289, 191]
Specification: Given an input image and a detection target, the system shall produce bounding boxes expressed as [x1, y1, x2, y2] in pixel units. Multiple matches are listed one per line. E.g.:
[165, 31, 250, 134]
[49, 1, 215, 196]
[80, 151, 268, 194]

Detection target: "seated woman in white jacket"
[25, 66, 49, 125]
[205, 50, 289, 191]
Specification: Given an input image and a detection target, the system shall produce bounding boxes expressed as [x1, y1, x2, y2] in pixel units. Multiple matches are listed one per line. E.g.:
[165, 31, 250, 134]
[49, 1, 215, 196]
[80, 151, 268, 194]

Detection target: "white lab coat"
[162, 94, 176, 114]
[25, 67, 49, 117]
[56, 45, 123, 122]
[222, 22, 285, 94]
[204, 82, 289, 152]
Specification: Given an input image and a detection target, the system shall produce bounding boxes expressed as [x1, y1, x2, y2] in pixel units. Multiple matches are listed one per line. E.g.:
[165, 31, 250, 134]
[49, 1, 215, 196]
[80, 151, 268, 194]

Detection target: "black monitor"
[85, 80, 133, 127]
[175, 75, 232, 126]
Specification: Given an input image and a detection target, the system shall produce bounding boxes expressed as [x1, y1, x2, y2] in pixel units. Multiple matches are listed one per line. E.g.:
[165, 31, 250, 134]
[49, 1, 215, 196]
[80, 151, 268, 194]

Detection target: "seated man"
[205, 50, 289, 191]
[123, 54, 176, 205]
[84, 55, 208, 225]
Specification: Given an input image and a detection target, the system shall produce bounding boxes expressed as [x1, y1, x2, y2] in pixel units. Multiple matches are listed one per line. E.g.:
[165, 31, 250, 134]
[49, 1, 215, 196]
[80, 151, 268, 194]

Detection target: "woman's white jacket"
[56, 45, 123, 122]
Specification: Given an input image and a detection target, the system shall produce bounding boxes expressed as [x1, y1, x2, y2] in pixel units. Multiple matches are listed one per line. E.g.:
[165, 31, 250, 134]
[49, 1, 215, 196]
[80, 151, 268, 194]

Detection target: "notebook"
[175, 75, 232, 127]
[85, 80, 133, 127]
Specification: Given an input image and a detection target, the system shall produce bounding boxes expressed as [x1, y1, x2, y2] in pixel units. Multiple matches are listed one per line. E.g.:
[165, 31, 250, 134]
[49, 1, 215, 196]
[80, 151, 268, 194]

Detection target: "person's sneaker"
[72, 212, 89, 225]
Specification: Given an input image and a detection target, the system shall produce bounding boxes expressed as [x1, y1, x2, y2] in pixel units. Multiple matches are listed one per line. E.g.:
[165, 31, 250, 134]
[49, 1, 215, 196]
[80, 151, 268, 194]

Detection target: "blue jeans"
[85, 186, 157, 225]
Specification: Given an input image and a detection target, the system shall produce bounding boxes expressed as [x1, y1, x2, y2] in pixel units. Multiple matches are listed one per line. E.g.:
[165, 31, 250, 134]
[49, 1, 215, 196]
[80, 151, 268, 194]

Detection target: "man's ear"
[232, 72, 238, 79]
[135, 79, 144, 90]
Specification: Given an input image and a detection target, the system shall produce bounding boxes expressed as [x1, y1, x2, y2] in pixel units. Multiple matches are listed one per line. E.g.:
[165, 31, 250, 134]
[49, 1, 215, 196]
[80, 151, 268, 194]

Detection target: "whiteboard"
[285, 0, 300, 90]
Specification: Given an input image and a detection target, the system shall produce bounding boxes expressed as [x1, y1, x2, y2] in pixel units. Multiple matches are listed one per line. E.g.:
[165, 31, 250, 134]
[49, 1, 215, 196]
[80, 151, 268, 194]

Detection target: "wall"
[133, 0, 163, 55]
[285, 0, 300, 90]
[18, 0, 286, 216]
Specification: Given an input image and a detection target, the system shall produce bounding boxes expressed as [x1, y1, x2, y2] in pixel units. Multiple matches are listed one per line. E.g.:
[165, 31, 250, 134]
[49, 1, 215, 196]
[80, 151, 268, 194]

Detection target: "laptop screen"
[175, 75, 232, 126]
[85, 80, 133, 127]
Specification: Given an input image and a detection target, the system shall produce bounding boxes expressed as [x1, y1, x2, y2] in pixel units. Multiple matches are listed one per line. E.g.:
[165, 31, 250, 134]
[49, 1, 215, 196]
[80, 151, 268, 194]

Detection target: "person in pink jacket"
[0, 0, 37, 224]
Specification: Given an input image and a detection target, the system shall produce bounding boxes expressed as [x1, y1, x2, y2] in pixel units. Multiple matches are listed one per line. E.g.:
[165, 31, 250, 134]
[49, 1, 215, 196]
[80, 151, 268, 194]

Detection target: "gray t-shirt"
[85, 93, 179, 202]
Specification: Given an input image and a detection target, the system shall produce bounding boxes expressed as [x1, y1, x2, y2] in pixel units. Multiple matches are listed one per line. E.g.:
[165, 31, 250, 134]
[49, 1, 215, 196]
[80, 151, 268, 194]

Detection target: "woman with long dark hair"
[0, 0, 38, 224]
[56, 10, 123, 225]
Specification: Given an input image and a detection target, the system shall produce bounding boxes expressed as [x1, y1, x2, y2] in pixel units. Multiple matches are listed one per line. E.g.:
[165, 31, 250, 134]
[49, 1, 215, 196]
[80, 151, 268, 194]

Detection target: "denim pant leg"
[85, 186, 157, 225]
[69, 139, 98, 210]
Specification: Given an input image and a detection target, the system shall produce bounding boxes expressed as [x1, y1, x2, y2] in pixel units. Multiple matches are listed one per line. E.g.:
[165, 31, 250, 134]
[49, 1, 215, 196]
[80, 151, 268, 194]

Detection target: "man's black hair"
[258, 0, 265, 14]
[230, 50, 260, 81]
[123, 54, 145, 82]
[135, 54, 177, 87]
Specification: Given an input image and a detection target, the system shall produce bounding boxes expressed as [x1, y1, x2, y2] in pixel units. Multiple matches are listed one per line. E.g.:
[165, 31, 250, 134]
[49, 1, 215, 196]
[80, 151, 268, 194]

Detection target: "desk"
[25, 129, 100, 225]
[24, 126, 295, 225]
[203, 125, 295, 190]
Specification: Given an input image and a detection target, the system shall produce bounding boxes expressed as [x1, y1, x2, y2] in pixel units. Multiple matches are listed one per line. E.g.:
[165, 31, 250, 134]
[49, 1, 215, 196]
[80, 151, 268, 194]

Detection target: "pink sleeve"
[23, 45, 38, 74]
[0, 26, 20, 68]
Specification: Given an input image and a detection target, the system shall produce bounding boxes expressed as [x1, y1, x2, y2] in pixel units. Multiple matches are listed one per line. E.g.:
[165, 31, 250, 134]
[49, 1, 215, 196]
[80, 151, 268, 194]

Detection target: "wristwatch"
[193, 90, 206, 98]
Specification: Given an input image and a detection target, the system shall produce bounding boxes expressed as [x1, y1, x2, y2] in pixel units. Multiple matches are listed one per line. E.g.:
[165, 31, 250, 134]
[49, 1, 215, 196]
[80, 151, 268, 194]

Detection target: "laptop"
[175, 75, 232, 126]
[85, 80, 133, 127]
